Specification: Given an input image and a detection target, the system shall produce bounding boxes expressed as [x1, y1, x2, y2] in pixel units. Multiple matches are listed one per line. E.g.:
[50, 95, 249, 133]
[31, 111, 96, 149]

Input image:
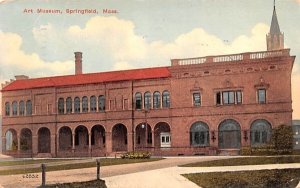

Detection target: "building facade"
[1, 5, 295, 157]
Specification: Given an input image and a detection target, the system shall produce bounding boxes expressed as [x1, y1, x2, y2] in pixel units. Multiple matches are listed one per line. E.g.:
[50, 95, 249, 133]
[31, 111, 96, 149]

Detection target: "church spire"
[266, 0, 284, 51]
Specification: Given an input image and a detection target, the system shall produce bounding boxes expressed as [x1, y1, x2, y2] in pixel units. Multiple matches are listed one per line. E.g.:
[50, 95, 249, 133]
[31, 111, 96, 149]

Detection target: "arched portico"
[20, 128, 32, 151]
[154, 122, 171, 148]
[135, 123, 152, 148]
[5, 129, 17, 151]
[218, 119, 241, 149]
[75, 125, 88, 148]
[38, 127, 51, 153]
[112, 124, 127, 152]
[91, 125, 106, 148]
[59, 126, 72, 150]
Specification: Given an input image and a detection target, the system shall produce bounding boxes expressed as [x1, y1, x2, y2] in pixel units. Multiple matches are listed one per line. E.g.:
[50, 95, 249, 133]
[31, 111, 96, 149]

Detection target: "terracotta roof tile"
[2, 67, 171, 91]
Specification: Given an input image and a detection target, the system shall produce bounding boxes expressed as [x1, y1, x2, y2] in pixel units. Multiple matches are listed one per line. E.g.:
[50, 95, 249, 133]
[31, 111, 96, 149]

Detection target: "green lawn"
[181, 156, 300, 167]
[183, 169, 300, 188]
[0, 159, 75, 167]
[0, 158, 163, 175]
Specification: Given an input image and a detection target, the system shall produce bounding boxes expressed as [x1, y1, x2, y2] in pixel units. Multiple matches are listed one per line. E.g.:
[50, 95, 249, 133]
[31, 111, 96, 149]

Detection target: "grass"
[40, 179, 107, 188]
[0, 158, 163, 175]
[0, 159, 75, 166]
[183, 168, 300, 188]
[181, 156, 300, 167]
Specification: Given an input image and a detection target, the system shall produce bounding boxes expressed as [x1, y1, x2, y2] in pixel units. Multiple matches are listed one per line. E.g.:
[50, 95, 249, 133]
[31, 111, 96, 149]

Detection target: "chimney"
[74, 52, 82, 75]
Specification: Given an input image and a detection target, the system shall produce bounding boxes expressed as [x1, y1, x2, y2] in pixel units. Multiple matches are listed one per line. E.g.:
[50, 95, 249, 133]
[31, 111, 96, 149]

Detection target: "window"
[153, 91, 161, 109]
[90, 96, 97, 112]
[66, 97, 72, 113]
[251, 119, 271, 146]
[236, 91, 242, 104]
[190, 121, 209, 146]
[82, 96, 88, 112]
[26, 100, 32, 115]
[58, 98, 64, 114]
[74, 97, 80, 113]
[162, 91, 170, 108]
[19, 101, 25, 116]
[5, 102, 10, 116]
[258, 89, 266, 104]
[216, 90, 243, 105]
[193, 93, 201, 106]
[223, 91, 235, 104]
[135, 92, 142, 110]
[98, 95, 105, 111]
[12, 101, 17, 116]
[144, 92, 151, 109]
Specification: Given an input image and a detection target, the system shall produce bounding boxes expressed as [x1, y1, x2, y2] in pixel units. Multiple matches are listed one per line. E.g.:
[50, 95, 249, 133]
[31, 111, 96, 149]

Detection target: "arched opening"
[75, 125, 88, 148]
[38, 127, 51, 153]
[251, 119, 272, 147]
[5, 129, 17, 151]
[59, 126, 72, 150]
[91, 125, 105, 148]
[190, 121, 210, 146]
[112, 124, 127, 152]
[218, 119, 241, 149]
[20, 128, 32, 151]
[153, 91, 161, 109]
[154, 122, 171, 148]
[135, 123, 152, 148]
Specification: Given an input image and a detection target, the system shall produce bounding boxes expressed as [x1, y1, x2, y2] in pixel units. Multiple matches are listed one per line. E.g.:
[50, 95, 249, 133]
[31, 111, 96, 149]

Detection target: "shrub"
[271, 124, 293, 153]
[121, 151, 151, 159]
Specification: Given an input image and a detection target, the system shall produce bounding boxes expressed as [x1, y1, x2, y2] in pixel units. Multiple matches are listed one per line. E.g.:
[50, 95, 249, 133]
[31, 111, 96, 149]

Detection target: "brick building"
[1, 5, 295, 157]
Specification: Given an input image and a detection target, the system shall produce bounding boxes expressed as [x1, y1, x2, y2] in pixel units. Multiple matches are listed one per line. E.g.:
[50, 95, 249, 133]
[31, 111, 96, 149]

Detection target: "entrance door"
[218, 119, 241, 149]
[160, 132, 171, 147]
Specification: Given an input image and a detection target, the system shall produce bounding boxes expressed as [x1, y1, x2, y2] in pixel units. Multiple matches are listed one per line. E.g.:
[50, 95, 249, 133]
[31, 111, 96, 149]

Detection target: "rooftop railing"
[171, 49, 290, 66]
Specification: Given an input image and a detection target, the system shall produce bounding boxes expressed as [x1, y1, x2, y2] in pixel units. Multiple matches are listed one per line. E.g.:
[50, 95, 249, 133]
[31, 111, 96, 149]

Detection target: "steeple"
[266, 0, 284, 51]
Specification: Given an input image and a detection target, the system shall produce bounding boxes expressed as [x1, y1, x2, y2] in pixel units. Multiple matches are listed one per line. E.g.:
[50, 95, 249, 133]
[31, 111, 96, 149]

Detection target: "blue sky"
[0, 0, 299, 118]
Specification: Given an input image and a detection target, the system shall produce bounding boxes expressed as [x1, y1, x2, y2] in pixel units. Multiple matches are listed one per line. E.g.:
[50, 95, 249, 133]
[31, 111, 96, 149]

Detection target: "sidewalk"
[104, 164, 300, 188]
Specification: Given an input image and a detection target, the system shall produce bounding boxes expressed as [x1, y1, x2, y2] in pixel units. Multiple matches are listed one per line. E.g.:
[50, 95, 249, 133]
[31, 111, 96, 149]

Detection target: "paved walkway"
[0, 157, 299, 188]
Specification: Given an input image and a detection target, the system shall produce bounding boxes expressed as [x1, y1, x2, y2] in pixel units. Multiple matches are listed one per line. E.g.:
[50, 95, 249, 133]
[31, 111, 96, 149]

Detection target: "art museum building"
[1, 5, 296, 157]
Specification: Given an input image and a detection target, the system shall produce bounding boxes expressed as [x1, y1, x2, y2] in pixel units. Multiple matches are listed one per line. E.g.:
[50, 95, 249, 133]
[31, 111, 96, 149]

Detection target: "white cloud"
[0, 31, 74, 78]
[295, 0, 300, 4]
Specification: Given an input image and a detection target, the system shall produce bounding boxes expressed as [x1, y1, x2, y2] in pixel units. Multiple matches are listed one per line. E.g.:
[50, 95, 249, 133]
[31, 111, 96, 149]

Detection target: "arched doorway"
[135, 123, 152, 148]
[112, 124, 127, 152]
[190, 121, 210, 146]
[154, 122, 171, 148]
[5, 129, 17, 151]
[38, 127, 51, 153]
[20, 128, 32, 151]
[91, 125, 105, 148]
[218, 119, 241, 149]
[250, 119, 272, 147]
[59, 126, 72, 150]
[75, 125, 88, 148]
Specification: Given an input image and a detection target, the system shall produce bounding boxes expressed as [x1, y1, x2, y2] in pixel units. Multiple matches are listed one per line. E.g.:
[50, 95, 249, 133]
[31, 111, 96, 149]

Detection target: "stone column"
[72, 133, 75, 150]
[17, 134, 21, 151]
[127, 132, 133, 152]
[151, 131, 155, 148]
[51, 135, 56, 157]
[105, 132, 112, 154]
[2, 136, 6, 152]
[32, 135, 38, 155]
[88, 133, 92, 154]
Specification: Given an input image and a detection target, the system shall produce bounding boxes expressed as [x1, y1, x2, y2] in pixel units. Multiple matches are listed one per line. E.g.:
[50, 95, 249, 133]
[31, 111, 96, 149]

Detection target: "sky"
[0, 0, 299, 119]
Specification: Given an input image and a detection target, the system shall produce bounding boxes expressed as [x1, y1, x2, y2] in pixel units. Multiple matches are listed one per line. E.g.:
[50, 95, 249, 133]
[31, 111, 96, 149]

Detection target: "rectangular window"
[216, 92, 221, 105]
[258, 89, 266, 104]
[193, 93, 201, 106]
[236, 91, 242, 104]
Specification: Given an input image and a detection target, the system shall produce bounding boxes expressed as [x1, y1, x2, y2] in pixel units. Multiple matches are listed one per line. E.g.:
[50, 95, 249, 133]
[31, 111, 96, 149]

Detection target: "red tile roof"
[2, 67, 171, 92]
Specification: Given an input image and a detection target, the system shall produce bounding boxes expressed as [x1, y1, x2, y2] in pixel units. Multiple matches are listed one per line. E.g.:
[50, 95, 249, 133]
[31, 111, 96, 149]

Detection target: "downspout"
[131, 80, 135, 152]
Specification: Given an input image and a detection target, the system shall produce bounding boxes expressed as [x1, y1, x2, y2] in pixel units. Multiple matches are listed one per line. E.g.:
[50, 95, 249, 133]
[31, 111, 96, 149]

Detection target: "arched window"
[162, 91, 170, 108]
[144, 92, 151, 109]
[82, 96, 88, 112]
[12, 101, 18, 116]
[58, 98, 64, 114]
[26, 100, 32, 115]
[74, 97, 80, 113]
[19, 101, 25, 116]
[190, 121, 209, 146]
[90, 96, 97, 112]
[251, 119, 272, 146]
[98, 95, 105, 111]
[135, 92, 142, 110]
[5, 102, 10, 116]
[66, 97, 72, 113]
[153, 91, 161, 109]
